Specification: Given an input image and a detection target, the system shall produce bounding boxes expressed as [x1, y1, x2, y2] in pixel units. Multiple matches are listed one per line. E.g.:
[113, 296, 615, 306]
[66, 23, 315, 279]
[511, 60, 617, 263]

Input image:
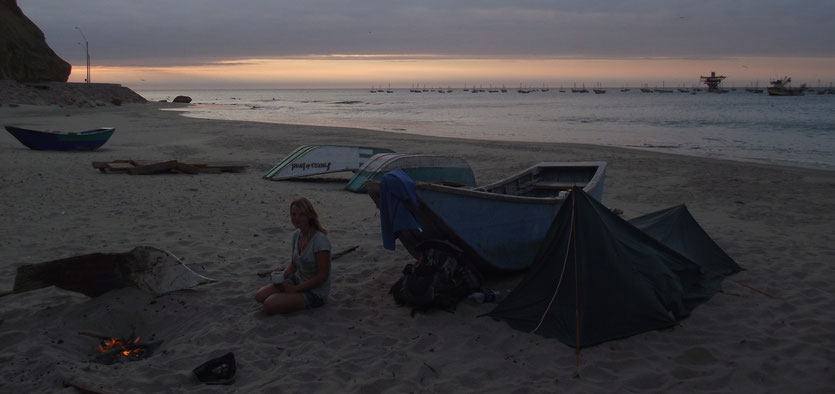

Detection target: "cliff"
[0, 0, 72, 82]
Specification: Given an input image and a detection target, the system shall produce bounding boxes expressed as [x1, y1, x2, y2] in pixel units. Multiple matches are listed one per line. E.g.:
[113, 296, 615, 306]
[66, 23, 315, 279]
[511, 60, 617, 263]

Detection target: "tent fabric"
[488, 187, 739, 348]
[629, 204, 743, 277]
[378, 169, 421, 250]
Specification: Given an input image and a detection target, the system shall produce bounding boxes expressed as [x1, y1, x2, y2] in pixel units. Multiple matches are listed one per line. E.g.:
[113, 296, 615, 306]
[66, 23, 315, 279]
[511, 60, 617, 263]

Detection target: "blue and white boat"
[345, 153, 476, 193]
[367, 161, 607, 272]
[5, 126, 115, 151]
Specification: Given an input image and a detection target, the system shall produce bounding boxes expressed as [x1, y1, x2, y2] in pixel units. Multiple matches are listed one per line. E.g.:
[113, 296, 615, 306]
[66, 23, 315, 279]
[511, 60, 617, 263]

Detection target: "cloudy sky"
[19, 0, 835, 88]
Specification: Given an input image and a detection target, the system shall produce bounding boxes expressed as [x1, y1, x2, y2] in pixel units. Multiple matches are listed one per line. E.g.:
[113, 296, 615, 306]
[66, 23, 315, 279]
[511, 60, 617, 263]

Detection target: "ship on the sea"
[767, 77, 805, 96]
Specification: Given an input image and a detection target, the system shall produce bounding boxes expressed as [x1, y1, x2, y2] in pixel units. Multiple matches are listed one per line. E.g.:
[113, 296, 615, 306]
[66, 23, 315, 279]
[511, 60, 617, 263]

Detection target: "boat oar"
[256, 245, 358, 277]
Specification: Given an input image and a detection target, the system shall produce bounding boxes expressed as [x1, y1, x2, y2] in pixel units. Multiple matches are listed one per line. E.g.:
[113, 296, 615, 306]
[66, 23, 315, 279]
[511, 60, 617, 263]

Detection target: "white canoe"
[263, 145, 395, 180]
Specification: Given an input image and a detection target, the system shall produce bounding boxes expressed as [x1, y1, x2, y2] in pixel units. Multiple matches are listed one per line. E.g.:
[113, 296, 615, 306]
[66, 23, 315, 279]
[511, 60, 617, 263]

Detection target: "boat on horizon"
[366, 161, 607, 272]
[5, 126, 115, 151]
[767, 76, 805, 96]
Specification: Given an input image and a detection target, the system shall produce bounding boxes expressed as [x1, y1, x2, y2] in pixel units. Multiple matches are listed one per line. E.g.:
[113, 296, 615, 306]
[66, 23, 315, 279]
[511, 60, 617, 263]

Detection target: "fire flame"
[97, 336, 144, 358]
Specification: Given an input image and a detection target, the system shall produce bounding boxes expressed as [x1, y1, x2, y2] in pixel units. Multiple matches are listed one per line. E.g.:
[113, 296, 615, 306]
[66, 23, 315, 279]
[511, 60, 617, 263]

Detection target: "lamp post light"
[75, 26, 90, 83]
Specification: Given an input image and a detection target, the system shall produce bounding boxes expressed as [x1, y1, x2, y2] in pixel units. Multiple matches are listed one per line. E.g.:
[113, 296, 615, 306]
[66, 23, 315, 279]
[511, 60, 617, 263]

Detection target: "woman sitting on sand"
[255, 197, 331, 314]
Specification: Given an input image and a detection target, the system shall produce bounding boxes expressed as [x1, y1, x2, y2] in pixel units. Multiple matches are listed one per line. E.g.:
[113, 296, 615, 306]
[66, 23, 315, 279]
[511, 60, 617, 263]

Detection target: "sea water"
[138, 88, 835, 170]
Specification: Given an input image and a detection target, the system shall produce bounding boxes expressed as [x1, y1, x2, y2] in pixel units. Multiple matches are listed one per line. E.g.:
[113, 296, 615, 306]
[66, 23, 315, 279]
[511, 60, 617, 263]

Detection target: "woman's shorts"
[289, 275, 325, 308]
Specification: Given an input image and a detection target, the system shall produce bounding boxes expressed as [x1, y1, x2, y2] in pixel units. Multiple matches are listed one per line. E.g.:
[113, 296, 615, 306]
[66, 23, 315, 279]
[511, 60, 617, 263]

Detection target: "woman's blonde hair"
[291, 197, 328, 235]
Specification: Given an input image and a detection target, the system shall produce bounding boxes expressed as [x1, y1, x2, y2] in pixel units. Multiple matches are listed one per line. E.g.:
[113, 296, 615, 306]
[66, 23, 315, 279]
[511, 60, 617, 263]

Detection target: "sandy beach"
[1, 102, 833, 393]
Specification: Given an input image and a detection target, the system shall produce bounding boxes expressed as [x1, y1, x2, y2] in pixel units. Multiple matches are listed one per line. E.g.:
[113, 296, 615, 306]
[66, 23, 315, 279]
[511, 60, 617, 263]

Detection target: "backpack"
[390, 240, 481, 315]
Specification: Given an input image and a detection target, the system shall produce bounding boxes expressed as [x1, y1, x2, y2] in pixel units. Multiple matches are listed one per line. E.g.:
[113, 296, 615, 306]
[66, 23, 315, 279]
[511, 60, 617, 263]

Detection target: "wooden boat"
[8, 246, 215, 297]
[767, 76, 805, 96]
[366, 161, 607, 273]
[263, 145, 394, 181]
[345, 153, 476, 193]
[5, 126, 115, 151]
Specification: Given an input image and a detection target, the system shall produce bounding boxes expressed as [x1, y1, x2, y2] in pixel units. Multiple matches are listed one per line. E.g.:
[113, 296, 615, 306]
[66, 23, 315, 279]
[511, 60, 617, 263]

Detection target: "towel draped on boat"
[379, 169, 421, 250]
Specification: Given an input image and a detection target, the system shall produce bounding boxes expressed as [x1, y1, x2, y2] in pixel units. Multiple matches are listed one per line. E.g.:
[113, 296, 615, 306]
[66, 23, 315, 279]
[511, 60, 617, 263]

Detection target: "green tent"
[630, 204, 743, 278]
[488, 187, 740, 348]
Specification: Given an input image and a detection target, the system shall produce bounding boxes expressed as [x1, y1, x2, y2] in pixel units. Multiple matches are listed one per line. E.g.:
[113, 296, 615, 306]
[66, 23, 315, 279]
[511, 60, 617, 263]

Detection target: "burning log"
[82, 332, 163, 365]
[6, 246, 215, 297]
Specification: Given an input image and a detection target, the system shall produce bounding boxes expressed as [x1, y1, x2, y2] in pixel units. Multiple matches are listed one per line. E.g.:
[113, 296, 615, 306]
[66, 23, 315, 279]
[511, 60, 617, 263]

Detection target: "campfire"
[81, 332, 161, 365]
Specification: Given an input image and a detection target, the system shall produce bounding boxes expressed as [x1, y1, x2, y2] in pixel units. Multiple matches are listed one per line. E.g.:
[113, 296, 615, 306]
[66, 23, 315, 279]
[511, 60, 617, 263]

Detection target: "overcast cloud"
[18, 0, 835, 67]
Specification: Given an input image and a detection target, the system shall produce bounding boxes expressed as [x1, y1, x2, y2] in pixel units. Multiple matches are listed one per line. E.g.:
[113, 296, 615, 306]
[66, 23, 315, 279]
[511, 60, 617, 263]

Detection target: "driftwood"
[257, 245, 359, 277]
[6, 246, 215, 297]
[63, 382, 105, 394]
[92, 160, 248, 175]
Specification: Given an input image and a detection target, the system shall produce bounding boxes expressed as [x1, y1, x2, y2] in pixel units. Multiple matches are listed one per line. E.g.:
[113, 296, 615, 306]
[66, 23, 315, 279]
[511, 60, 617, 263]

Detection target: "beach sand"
[1, 102, 833, 393]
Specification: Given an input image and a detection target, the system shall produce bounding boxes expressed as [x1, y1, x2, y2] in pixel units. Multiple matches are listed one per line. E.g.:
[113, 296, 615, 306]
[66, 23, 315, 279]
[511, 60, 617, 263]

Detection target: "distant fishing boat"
[263, 145, 394, 181]
[366, 161, 607, 272]
[745, 81, 763, 93]
[572, 83, 589, 93]
[767, 76, 805, 96]
[345, 153, 476, 193]
[655, 82, 674, 93]
[5, 126, 115, 151]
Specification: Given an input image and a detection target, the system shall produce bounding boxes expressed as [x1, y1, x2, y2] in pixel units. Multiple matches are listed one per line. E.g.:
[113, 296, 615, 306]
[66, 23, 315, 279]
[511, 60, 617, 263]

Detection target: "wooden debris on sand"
[92, 160, 248, 175]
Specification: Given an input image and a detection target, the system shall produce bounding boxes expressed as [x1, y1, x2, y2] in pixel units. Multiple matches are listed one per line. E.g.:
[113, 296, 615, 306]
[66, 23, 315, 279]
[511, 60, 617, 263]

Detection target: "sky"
[18, 0, 835, 89]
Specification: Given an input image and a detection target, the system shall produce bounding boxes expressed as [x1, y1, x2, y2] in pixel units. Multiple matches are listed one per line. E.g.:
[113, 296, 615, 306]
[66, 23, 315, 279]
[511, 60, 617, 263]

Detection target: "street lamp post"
[75, 27, 90, 83]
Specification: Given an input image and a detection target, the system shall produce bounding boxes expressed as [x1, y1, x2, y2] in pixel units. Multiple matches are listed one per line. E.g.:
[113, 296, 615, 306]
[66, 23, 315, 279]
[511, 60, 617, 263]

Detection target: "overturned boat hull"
[345, 153, 476, 193]
[263, 145, 394, 180]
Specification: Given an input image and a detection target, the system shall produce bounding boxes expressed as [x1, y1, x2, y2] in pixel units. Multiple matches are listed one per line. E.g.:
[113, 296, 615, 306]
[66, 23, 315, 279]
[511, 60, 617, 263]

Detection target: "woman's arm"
[281, 250, 330, 293]
[283, 258, 297, 276]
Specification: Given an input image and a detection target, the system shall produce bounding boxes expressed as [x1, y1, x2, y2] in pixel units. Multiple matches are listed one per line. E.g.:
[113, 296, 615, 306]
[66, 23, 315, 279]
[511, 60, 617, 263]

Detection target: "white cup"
[271, 271, 285, 284]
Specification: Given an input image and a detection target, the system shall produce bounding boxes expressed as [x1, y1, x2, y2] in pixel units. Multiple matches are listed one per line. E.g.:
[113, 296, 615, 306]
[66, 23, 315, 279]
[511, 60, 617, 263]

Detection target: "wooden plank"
[93, 160, 248, 174]
[127, 160, 179, 175]
[531, 182, 581, 189]
[173, 162, 202, 174]
[107, 162, 137, 170]
[202, 161, 249, 168]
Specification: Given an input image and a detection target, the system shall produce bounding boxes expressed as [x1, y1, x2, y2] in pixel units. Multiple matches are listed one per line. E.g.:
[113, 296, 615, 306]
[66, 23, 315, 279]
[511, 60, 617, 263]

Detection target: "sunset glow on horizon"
[71, 55, 835, 91]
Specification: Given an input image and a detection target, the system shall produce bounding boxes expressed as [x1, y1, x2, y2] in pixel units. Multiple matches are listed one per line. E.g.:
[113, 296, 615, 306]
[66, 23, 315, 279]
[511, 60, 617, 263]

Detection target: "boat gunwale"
[6, 126, 115, 136]
[414, 161, 607, 205]
[359, 153, 473, 173]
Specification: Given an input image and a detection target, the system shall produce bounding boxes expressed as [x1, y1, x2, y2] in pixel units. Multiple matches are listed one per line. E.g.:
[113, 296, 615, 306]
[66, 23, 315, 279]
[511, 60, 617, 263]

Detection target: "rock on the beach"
[0, 0, 71, 82]
[173, 95, 193, 103]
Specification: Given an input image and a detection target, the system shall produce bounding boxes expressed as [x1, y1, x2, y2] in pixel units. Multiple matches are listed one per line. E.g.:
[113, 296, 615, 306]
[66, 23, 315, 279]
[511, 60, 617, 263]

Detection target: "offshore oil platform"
[700, 72, 729, 93]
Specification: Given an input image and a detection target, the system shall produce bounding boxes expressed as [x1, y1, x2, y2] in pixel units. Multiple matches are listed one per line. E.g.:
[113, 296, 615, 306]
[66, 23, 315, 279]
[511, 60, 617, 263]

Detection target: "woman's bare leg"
[262, 293, 307, 314]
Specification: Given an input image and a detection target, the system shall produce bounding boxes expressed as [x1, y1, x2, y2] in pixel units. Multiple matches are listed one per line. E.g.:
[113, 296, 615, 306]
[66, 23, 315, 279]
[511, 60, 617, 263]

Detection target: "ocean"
[137, 88, 835, 170]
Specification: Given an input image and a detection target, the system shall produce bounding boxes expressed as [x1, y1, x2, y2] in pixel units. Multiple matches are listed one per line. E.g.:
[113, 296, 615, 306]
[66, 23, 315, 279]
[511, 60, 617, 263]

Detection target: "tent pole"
[572, 190, 582, 377]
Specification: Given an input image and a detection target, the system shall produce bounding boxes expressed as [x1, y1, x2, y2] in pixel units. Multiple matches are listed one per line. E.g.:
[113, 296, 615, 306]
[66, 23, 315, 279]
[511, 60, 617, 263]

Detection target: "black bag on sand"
[193, 352, 236, 385]
[390, 240, 482, 315]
